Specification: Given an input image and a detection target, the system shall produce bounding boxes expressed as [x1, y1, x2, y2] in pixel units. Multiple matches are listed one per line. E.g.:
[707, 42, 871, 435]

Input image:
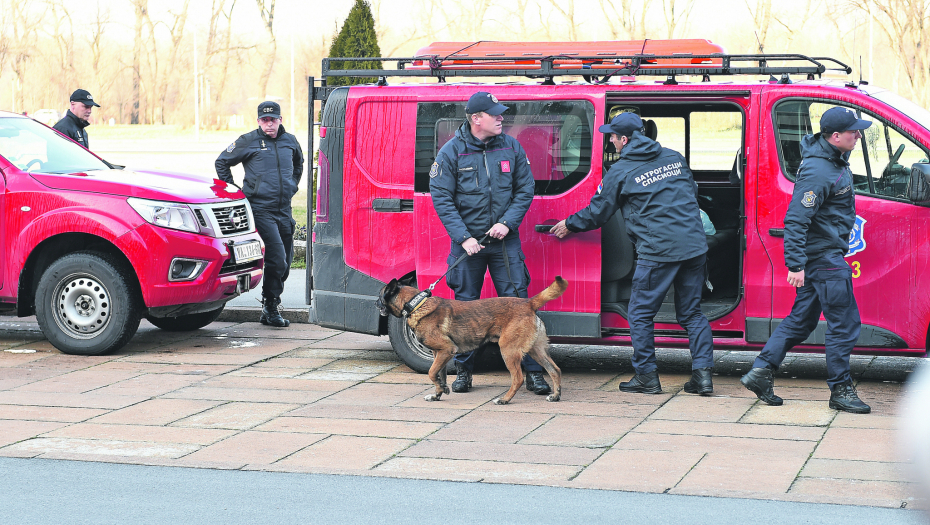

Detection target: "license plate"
[232, 241, 262, 264]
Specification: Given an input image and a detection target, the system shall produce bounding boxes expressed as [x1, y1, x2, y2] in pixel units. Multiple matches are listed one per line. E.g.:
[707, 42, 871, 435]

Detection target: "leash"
[402, 234, 489, 317]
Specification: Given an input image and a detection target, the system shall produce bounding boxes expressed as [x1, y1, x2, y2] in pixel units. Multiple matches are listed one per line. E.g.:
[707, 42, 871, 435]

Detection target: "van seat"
[602, 210, 636, 302]
[643, 119, 658, 140]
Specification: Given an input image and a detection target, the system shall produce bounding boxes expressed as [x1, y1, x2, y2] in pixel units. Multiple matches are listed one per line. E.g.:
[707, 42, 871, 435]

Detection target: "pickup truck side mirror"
[907, 164, 930, 204]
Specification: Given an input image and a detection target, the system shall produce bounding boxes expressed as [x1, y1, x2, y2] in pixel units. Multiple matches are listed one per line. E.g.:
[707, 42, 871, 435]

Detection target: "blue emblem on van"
[846, 215, 867, 257]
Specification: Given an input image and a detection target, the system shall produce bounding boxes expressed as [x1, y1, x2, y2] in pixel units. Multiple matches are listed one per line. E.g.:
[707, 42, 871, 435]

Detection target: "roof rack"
[312, 40, 852, 100]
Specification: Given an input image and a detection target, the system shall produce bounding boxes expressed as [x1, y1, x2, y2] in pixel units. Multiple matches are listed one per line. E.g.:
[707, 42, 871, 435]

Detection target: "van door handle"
[768, 228, 785, 237]
[372, 198, 413, 212]
[535, 224, 554, 233]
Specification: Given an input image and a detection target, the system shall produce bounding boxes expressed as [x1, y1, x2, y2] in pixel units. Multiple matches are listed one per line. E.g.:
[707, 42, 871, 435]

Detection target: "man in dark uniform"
[740, 107, 871, 414]
[551, 112, 714, 395]
[215, 101, 304, 328]
[53, 89, 99, 149]
[430, 91, 551, 396]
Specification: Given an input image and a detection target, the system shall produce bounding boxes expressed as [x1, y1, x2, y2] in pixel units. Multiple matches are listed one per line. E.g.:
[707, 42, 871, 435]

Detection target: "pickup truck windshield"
[0, 116, 110, 174]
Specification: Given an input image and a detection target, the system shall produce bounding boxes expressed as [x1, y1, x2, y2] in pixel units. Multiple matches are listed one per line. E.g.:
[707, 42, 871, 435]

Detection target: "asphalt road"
[1, 458, 924, 525]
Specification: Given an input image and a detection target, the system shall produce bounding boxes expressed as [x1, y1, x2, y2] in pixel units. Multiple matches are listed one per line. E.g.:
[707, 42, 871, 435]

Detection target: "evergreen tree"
[326, 0, 383, 87]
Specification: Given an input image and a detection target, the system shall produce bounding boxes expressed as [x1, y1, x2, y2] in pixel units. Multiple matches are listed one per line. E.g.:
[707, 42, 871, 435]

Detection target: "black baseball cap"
[70, 89, 100, 107]
[820, 107, 872, 135]
[258, 101, 281, 119]
[598, 112, 643, 137]
[465, 92, 508, 115]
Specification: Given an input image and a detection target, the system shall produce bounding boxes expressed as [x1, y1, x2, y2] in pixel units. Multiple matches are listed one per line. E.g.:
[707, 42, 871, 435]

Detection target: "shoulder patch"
[801, 190, 817, 208]
[429, 162, 439, 178]
[226, 142, 236, 153]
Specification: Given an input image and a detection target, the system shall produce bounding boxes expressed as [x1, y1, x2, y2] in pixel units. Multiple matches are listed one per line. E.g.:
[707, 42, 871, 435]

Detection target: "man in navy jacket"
[430, 91, 550, 395]
[551, 112, 714, 395]
[740, 106, 871, 414]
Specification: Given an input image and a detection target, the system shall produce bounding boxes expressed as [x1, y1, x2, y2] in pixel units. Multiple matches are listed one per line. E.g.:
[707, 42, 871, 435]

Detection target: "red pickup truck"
[0, 111, 264, 355]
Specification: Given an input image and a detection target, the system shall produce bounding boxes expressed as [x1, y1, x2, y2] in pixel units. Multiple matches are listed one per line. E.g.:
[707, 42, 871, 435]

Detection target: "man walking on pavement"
[53, 89, 99, 150]
[550, 112, 714, 395]
[430, 91, 551, 396]
[215, 101, 304, 328]
[740, 106, 871, 414]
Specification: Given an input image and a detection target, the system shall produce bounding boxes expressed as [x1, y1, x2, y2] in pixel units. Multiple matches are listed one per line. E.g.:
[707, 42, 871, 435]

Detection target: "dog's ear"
[384, 279, 400, 300]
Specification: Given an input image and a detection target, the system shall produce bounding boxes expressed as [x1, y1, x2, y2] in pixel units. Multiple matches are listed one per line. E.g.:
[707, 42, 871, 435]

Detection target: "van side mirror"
[907, 163, 930, 204]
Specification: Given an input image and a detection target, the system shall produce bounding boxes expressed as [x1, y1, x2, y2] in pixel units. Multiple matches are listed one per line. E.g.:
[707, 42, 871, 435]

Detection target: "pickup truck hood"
[30, 168, 244, 202]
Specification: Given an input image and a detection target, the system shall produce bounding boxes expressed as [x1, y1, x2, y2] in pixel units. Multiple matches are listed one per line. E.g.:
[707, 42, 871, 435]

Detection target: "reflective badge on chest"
[500, 160, 511, 173]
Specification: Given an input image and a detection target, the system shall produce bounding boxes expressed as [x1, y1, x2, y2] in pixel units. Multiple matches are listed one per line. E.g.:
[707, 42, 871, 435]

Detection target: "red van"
[0, 111, 264, 355]
[308, 40, 930, 372]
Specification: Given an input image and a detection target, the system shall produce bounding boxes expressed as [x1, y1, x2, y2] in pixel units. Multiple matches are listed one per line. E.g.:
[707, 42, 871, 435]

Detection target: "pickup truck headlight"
[127, 198, 200, 233]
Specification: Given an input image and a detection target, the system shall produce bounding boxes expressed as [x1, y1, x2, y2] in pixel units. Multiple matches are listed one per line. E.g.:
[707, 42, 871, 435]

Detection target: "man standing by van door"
[740, 107, 871, 414]
[215, 101, 304, 328]
[430, 91, 551, 396]
[53, 89, 99, 150]
[550, 112, 715, 395]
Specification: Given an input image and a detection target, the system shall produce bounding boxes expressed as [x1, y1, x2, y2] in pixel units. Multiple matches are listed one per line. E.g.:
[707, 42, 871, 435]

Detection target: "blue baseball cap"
[820, 107, 871, 135]
[599, 112, 643, 137]
[465, 92, 508, 115]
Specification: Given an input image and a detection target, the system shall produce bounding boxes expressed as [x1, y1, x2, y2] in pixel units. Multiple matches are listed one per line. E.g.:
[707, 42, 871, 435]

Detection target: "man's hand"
[487, 223, 509, 240]
[549, 220, 571, 238]
[462, 237, 484, 256]
[787, 269, 805, 288]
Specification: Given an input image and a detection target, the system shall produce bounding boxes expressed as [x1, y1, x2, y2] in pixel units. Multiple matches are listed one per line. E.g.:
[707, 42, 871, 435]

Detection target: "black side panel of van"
[311, 87, 386, 335]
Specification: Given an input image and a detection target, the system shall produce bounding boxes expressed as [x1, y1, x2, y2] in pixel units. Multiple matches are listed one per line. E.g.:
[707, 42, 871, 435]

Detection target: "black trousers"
[253, 208, 295, 300]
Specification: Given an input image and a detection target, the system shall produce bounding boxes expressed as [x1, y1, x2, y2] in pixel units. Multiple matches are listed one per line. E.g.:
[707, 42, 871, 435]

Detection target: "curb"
[218, 307, 309, 324]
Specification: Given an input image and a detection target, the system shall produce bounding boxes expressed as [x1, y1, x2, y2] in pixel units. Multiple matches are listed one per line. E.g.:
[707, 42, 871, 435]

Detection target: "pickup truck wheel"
[35, 252, 141, 356]
[146, 306, 225, 331]
[387, 314, 443, 374]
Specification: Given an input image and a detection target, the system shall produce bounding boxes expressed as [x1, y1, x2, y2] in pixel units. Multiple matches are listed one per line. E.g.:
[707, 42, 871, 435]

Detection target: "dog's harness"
[402, 234, 489, 318]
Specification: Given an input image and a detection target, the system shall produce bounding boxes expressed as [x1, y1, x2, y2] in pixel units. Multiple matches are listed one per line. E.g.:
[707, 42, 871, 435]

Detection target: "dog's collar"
[402, 291, 432, 317]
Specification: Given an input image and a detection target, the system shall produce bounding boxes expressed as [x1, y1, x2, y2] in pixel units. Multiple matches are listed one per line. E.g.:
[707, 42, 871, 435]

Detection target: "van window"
[415, 100, 595, 195]
[774, 99, 930, 201]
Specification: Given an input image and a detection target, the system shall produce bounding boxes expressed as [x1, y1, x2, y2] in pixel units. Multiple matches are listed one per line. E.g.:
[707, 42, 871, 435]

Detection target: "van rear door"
[413, 97, 602, 336]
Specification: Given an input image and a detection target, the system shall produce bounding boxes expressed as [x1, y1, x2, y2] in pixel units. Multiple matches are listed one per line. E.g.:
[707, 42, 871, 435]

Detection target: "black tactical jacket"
[783, 134, 856, 270]
[52, 110, 90, 149]
[215, 125, 304, 211]
[429, 122, 535, 244]
[566, 131, 707, 263]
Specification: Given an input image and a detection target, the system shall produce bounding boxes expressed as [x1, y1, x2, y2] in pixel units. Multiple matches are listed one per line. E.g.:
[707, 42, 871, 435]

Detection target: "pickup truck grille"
[212, 204, 250, 235]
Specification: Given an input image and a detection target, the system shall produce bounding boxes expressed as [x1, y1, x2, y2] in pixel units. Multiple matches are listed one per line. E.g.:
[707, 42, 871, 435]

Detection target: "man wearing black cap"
[215, 101, 304, 328]
[551, 112, 714, 395]
[53, 89, 100, 149]
[740, 106, 871, 414]
[429, 91, 551, 395]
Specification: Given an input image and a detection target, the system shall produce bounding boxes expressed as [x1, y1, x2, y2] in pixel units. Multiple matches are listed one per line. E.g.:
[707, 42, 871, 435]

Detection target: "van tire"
[387, 314, 452, 374]
[35, 252, 142, 356]
[146, 306, 225, 332]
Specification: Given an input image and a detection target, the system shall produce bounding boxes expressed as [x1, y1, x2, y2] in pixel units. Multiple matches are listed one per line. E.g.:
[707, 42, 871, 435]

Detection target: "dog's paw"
[424, 394, 441, 402]
[443, 386, 450, 395]
[546, 393, 561, 402]
[492, 397, 508, 405]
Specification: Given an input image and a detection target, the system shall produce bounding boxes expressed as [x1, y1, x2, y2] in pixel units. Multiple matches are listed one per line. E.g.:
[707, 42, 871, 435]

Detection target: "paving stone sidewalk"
[0, 316, 925, 511]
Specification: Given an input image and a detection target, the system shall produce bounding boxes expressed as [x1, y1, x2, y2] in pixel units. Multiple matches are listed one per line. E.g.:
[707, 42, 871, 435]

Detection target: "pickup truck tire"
[146, 306, 225, 331]
[35, 252, 142, 356]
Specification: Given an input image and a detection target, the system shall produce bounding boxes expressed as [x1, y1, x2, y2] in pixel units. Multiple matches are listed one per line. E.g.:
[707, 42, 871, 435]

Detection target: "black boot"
[740, 367, 783, 406]
[618, 370, 662, 394]
[525, 371, 551, 395]
[451, 362, 472, 393]
[261, 296, 289, 327]
[683, 367, 714, 395]
[829, 381, 871, 414]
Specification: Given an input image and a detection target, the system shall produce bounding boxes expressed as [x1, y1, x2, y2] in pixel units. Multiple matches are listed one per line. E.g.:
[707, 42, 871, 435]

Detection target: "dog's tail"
[528, 276, 568, 312]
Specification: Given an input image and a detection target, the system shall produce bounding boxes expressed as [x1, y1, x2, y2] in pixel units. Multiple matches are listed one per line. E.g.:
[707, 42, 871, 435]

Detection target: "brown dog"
[378, 277, 566, 404]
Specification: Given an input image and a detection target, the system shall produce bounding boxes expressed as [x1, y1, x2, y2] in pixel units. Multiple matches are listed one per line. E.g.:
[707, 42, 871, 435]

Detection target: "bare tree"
[130, 0, 148, 124]
[152, 1, 190, 124]
[599, 0, 653, 40]
[44, 0, 76, 105]
[7, 0, 46, 112]
[661, 0, 695, 39]
[744, 0, 773, 51]
[847, 0, 930, 106]
[255, 0, 276, 98]
[547, 0, 579, 41]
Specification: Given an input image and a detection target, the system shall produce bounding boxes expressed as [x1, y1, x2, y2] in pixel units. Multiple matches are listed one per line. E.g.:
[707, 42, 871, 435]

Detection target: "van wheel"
[146, 306, 225, 332]
[387, 314, 445, 374]
[35, 252, 142, 356]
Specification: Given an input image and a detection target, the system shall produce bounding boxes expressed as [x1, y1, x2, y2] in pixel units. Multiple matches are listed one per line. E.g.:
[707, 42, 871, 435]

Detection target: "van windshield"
[0, 116, 110, 174]
[871, 90, 930, 133]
